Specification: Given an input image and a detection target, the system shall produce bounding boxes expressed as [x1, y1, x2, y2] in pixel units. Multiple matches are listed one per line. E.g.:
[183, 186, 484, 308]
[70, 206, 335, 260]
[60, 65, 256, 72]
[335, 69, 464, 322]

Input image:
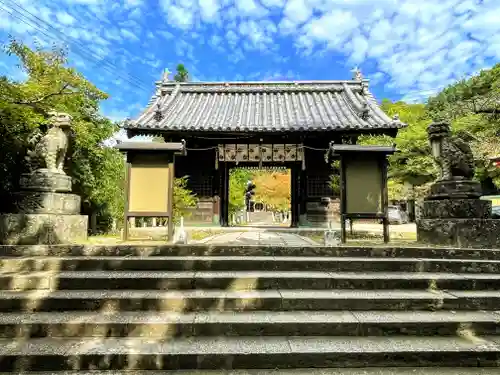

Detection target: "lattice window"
[306, 174, 335, 198]
[187, 174, 213, 197]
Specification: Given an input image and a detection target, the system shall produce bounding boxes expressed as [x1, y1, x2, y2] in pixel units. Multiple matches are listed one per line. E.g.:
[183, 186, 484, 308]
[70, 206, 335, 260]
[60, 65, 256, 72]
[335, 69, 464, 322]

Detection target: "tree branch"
[7, 83, 75, 106]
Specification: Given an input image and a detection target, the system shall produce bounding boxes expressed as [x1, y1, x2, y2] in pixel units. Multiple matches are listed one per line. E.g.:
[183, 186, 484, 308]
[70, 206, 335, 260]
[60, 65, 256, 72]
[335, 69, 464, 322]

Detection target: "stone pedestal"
[420, 199, 491, 219]
[13, 191, 81, 215]
[418, 218, 500, 248]
[427, 179, 482, 200]
[0, 213, 88, 245]
[0, 170, 88, 245]
[20, 170, 72, 192]
[417, 196, 500, 248]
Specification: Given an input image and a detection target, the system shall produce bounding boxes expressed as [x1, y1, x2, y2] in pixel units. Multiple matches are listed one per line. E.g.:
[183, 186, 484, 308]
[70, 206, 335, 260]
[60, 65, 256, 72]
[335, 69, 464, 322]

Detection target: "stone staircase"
[0, 244, 500, 373]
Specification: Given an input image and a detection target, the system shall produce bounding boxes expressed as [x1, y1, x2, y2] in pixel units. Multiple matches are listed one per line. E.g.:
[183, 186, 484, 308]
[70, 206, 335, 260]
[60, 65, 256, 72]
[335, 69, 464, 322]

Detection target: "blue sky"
[0, 0, 498, 124]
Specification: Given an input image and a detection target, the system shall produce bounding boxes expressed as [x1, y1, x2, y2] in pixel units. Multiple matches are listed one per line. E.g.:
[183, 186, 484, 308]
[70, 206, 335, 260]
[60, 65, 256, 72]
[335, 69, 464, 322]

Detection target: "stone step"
[6, 271, 500, 291]
[3, 370, 500, 375]
[0, 311, 499, 338]
[3, 245, 500, 260]
[0, 336, 499, 371]
[2, 256, 500, 273]
[1, 289, 500, 312]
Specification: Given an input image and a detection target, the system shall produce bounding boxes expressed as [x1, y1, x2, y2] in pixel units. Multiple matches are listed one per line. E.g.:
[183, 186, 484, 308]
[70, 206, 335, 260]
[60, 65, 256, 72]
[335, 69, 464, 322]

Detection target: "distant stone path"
[198, 231, 318, 246]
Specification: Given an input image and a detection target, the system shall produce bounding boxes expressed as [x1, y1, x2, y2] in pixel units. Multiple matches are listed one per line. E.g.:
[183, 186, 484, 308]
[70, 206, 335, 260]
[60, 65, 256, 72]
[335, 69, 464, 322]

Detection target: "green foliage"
[229, 168, 253, 214]
[1, 40, 107, 115]
[359, 100, 435, 199]
[0, 39, 123, 232]
[427, 64, 500, 121]
[173, 176, 198, 223]
[329, 160, 340, 196]
[253, 171, 291, 211]
[427, 65, 500, 193]
[152, 136, 165, 143]
[174, 64, 189, 82]
[359, 64, 500, 199]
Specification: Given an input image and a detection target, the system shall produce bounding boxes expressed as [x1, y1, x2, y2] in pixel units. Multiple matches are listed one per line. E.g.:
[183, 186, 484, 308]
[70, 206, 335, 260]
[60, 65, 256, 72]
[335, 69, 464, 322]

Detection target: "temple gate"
[123, 71, 405, 227]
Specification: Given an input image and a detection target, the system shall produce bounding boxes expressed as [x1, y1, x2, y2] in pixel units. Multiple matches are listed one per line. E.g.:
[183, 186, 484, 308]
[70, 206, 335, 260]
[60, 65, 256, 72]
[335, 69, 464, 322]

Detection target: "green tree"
[253, 170, 291, 211]
[173, 64, 189, 82]
[427, 64, 500, 193]
[0, 39, 124, 232]
[358, 65, 500, 199]
[229, 168, 253, 214]
[359, 100, 434, 199]
[427, 64, 500, 121]
[172, 176, 198, 223]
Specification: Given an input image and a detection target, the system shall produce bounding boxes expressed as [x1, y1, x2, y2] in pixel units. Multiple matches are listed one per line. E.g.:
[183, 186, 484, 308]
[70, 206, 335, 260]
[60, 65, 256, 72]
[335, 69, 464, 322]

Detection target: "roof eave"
[123, 123, 406, 133]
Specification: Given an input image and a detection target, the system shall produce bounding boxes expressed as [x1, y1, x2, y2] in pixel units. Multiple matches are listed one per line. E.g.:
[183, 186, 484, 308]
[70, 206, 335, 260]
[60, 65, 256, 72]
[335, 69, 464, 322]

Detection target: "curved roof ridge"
[126, 78, 407, 133]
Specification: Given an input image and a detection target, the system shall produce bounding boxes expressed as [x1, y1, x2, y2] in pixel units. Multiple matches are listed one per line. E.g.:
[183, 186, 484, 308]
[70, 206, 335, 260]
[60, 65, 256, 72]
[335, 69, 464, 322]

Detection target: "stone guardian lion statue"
[427, 121, 475, 181]
[26, 112, 72, 175]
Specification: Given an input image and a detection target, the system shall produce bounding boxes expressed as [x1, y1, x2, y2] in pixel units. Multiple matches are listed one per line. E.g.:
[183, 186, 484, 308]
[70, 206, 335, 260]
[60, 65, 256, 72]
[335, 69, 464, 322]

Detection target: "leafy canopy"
[0, 39, 123, 231]
[174, 63, 189, 82]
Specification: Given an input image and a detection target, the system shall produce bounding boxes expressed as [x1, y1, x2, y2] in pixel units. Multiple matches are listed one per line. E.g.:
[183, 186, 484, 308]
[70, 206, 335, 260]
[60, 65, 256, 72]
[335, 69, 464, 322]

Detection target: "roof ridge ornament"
[153, 102, 164, 122]
[161, 68, 171, 82]
[351, 66, 363, 81]
[359, 102, 370, 120]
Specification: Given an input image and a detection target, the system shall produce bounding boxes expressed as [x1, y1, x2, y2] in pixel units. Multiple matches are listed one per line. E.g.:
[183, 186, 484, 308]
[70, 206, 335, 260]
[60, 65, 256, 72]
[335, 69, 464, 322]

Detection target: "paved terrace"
[195, 231, 319, 246]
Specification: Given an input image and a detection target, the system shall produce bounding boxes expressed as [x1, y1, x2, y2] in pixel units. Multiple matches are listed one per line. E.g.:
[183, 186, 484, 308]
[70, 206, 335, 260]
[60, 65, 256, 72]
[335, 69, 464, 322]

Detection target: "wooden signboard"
[116, 142, 185, 242]
[128, 162, 171, 214]
[344, 158, 382, 214]
[332, 145, 395, 244]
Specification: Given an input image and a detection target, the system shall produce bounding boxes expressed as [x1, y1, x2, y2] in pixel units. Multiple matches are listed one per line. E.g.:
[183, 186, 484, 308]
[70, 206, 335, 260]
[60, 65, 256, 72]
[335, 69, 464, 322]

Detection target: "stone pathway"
[197, 230, 318, 246]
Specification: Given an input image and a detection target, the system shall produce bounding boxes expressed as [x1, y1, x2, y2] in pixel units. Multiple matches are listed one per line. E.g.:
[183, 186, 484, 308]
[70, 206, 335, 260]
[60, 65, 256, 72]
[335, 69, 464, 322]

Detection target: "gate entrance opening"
[229, 167, 291, 227]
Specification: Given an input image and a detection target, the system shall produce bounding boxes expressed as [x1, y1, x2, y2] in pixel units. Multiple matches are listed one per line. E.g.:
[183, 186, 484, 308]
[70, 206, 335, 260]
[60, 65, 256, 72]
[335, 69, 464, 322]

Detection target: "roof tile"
[126, 81, 406, 132]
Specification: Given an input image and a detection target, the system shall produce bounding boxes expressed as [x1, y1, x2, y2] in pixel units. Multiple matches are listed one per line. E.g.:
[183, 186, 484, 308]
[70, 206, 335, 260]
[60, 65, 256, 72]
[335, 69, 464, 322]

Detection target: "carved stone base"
[417, 218, 500, 248]
[0, 213, 88, 245]
[20, 170, 72, 193]
[306, 199, 340, 227]
[13, 192, 81, 215]
[427, 179, 482, 200]
[420, 199, 492, 219]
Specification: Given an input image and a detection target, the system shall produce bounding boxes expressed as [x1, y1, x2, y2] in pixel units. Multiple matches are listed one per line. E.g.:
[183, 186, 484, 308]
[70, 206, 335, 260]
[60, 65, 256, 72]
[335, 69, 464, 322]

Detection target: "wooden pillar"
[381, 157, 390, 243]
[340, 157, 347, 244]
[212, 167, 220, 225]
[167, 161, 175, 241]
[290, 166, 299, 227]
[123, 162, 131, 241]
[299, 168, 307, 225]
[220, 163, 230, 227]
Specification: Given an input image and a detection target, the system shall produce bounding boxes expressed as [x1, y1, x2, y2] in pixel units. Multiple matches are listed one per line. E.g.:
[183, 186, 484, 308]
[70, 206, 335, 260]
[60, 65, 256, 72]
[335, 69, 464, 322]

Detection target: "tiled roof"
[125, 79, 406, 132]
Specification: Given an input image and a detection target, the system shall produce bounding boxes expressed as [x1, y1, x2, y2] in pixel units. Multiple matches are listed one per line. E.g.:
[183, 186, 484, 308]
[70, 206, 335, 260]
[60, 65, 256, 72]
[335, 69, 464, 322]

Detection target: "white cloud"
[124, 0, 143, 7]
[281, 0, 500, 98]
[0, 0, 498, 110]
[234, 0, 268, 17]
[346, 33, 369, 64]
[260, 0, 286, 8]
[129, 8, 141, 19]
[300, 10, 359, 47]
[157, 30, 174, 39]
[199, 0, 219, 21]
[121, 28, 139, 41]
[162, 3, 195, 29]
[55, 11, 75, 25]
[283, 0, 312, 25]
